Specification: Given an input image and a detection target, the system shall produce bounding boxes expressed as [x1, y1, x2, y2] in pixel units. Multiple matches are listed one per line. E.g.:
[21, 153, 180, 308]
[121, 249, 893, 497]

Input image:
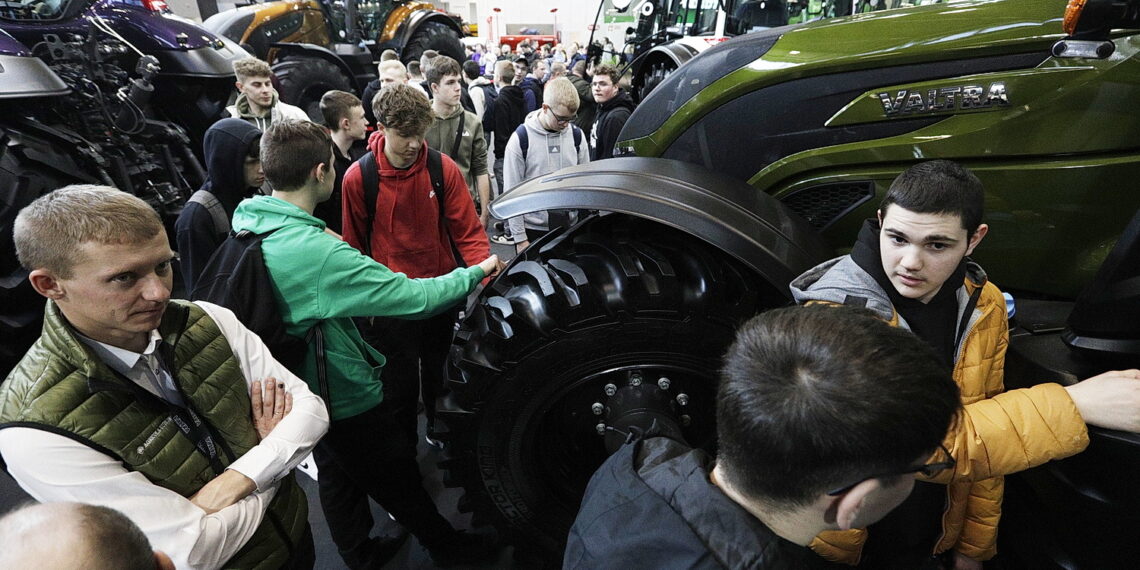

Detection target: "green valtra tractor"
[442, 0, 1140, 565]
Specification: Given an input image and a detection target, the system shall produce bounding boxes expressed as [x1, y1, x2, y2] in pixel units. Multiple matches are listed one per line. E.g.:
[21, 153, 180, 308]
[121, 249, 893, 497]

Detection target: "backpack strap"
[427, 149, 465, 267]
[572, 125, 582, 155]
[515, 124, 530, 161]
[450, 113, 466, 158]
[360, 151, 379, 259]
[187, 189, 229, 235]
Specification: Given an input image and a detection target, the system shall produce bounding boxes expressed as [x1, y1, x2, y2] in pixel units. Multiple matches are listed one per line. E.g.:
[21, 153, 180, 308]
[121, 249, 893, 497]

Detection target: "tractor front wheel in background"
[438, 213, 785, 561]
[402, 21, 465, 67]
[274, 57, 353, 122]
[634, 59, 677, 102]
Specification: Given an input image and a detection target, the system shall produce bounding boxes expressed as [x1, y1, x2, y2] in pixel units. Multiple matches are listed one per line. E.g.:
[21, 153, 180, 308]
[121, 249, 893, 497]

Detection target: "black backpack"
[190, 229, 331, 409]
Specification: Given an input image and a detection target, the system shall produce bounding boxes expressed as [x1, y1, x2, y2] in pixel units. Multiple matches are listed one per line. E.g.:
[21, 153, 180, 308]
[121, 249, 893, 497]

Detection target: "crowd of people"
[1, 37, 1139, 570]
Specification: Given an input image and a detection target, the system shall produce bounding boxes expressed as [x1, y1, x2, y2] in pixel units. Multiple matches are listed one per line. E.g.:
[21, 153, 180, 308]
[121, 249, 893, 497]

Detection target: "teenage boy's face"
[878, 205, 987, 304]
[378, 67, 407, 87]
[236, 75, 274, 110]
[380, 126, 423, 169]
[243, 156, 265, 189]
[592, 74, 618, 104]
[433, 74, 463, 108]
[540, 102, 575, 132]
[343, 105, 369, 140]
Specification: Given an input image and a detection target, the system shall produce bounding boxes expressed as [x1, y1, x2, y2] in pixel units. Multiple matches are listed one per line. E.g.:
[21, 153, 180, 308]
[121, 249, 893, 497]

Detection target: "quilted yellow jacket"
[789, 255, 1090, 564]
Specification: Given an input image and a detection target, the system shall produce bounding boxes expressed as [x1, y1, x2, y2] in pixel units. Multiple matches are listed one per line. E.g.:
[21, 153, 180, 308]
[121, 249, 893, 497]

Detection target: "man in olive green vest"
[0, 185, 329, 569]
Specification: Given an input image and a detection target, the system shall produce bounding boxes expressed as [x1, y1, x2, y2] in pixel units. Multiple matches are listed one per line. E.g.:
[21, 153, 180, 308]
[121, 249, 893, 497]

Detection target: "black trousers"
[312, 399, 456, 568]
[360, 309, 458, 441]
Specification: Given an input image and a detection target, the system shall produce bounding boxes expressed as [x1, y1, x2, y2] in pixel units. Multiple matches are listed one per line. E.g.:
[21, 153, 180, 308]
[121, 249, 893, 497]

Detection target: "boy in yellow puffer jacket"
[790, 160, 1140, 569]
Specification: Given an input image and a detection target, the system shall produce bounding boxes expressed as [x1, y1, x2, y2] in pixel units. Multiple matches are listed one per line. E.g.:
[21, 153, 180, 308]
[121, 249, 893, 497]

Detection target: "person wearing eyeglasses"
[790, 160, 1140, 570]
[564, 305, 963, 569]
[501, 77, 591, 253]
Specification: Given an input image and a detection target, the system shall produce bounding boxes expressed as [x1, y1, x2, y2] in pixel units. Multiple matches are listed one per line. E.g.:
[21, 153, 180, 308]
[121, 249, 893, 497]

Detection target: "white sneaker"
[490, 234, 514, 245]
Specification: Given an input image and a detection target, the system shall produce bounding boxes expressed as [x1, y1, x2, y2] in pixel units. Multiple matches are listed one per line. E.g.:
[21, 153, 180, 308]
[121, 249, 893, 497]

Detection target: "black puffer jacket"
[565, 437, 838, 570]
[486, 84, 527, 155]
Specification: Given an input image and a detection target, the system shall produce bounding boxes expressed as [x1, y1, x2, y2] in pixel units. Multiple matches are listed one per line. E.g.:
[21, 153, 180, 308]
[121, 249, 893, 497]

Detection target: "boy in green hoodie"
[231, 120, 503, 568]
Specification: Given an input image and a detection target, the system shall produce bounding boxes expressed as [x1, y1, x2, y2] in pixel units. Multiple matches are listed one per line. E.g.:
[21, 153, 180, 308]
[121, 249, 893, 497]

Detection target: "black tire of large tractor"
[438, 213, 786, 561]
[274, 57, 354, 123]
[402, 21, 465, 68]
[635, 59, 677, 102]
[0, 142, 74, 377]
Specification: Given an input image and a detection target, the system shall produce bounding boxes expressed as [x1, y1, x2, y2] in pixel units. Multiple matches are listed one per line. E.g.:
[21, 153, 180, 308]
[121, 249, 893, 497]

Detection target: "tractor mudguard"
[270, 42, 359, 92]
[490, 157, 832, 289]
[392, 9, 462, 48]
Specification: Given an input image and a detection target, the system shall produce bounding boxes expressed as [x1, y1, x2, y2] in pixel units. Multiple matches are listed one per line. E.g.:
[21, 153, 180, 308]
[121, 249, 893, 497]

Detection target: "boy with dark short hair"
[791, 159, 1140, 568]
[316, 90, 368, 234]
[565, 305, 962, 568]
[424, 56, 492, 227]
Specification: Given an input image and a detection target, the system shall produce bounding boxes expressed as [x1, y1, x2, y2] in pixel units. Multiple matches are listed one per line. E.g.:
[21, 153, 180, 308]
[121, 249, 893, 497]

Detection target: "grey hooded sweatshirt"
[503, 109, 590, 243]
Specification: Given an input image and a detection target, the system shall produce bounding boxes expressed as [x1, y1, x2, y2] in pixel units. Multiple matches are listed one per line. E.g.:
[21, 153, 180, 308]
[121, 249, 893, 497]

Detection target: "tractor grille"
[781, 181, 875, 230]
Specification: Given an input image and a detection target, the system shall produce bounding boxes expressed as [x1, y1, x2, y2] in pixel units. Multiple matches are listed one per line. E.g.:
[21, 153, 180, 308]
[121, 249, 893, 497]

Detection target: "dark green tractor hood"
[617, 0, 1140, 298]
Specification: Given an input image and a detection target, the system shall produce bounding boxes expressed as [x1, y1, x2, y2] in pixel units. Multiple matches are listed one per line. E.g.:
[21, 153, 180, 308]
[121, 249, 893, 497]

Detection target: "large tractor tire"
[402, 21, 464, 67]
[634, 58, 677, 102]
[274, 57, 353, 122]
[439, 213, 786, 560]
[0, 139, 76, 377]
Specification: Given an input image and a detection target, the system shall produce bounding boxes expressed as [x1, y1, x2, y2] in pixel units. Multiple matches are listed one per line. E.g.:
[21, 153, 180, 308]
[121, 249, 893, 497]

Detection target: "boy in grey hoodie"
[502, 77, 590, 252]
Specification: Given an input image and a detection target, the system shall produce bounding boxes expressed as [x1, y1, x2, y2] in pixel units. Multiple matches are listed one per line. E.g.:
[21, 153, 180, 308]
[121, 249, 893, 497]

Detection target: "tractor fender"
[392, 9, 462, 48]
[491, 157, 832, 290]
[630, 41, 698, 79]
[269, 42, 359, 92]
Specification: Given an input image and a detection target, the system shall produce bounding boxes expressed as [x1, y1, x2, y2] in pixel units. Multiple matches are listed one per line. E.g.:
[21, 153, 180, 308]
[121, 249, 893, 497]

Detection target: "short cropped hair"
[320, 90, 362, 129]
[513, 56, 529, 72]
[14, 185, 162, 278]
[881, 160, 985, 236]
[717, 305, 960, 510]
[373, 83, 433, 136]
[425, 55, 461, 87]
[379, 48, 399, 61]
[543, 77, 579, 111]
[377, 59, 407, 78]
[462, 59, 481, 80]
[593, 64, 619, 85]
[550, 61, 567, 77]
[419, 49, 439, 75]
[572, 60, 586, 76]
[407, 60, 422, 77]
[0, 503, 154, 570]
[260, 120, 333, 191]
[232, 56, 271, 82]
[494, 59, 515, 85]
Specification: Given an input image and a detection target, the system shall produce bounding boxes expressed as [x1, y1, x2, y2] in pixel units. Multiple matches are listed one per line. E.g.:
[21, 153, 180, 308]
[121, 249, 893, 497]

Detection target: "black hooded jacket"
[591, 91, 636, 160]
[175, 118, 261, 294]
[486, 84, 527, 154]
[565, 437, 838, 569]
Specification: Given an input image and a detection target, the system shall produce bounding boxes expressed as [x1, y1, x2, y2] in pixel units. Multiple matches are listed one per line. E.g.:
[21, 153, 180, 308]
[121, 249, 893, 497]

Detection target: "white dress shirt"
[0, 301, 328, 570]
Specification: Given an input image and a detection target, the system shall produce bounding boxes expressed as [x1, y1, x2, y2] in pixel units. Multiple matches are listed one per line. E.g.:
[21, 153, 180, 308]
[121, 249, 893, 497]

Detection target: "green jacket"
[230, 195, 485, 420]
[0, 300, 308, 569]
[425, 105, 488, 204]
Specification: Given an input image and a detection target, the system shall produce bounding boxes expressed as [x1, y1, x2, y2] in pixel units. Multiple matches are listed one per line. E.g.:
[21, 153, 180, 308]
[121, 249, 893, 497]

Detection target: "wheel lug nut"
[681, 414, 691, 426]
[591, 403, 604, 415]
[595, 423, 607, 435]
[629, 374, 642, 387]
[676, 393, 689, 406]
[604, 383, 617, 396]
[657, 377, 671, 390]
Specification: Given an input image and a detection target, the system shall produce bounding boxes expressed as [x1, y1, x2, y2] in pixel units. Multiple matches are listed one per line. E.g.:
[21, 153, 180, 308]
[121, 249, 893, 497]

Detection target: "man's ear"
[826, 478, 882, 531]
[430, 82, 440, 95]
[965, 223, 989, 256]
[339, 116, 351, 132]
[234, 80, 243, 92]
[374, 123, 386, 137]
[28, 268, 64, 300]
[876, 208, 884, 226]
